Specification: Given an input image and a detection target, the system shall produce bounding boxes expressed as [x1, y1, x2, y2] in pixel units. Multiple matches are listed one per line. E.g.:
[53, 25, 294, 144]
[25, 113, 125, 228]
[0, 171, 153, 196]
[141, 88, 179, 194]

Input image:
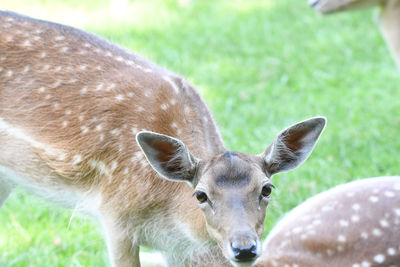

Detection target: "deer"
[309, 0, 400, 68]
[252, 176, 400, 267]
[0, 11, 326, 267]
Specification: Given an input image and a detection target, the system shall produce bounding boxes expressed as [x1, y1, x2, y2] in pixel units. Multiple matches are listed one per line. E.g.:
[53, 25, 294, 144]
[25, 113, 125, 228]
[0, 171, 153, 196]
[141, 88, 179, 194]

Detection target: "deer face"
[309, 0, 381, 13]
[136, 117, 326, 266]
[193, 152, 271, 266]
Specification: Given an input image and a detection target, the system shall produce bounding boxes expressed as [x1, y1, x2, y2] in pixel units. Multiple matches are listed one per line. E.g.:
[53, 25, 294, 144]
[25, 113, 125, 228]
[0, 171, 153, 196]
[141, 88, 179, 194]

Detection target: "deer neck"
[379, 0, 400, 67]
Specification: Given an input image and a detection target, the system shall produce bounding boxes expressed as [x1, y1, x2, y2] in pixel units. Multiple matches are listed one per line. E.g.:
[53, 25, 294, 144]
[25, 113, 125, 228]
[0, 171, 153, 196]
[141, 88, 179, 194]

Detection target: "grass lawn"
[1, 0, 400, 266]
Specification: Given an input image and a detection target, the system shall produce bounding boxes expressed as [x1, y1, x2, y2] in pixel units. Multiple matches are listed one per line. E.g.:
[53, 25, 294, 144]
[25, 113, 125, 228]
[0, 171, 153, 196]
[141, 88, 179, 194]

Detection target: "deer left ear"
[136, 131, 199, 186]
[262, 117, 326, 177]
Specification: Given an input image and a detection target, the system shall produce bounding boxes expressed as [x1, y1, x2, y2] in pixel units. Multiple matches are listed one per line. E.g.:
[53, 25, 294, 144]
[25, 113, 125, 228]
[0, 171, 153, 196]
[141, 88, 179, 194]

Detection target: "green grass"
[1, 0, 400, 266]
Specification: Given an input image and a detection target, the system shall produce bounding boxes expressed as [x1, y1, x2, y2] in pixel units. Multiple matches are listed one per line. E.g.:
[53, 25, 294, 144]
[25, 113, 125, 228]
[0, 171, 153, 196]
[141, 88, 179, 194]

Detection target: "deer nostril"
[231, 241, 258, 261]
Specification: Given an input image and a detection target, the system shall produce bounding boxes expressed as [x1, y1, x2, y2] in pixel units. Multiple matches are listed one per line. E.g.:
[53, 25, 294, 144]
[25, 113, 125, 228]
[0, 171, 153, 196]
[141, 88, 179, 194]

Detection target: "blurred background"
[1, 0, 399, 266]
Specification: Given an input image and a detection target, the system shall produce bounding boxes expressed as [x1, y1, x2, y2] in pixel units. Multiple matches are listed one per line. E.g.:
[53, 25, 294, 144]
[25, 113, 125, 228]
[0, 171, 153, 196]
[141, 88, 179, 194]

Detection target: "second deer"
[254, 176, 400, 267]
[309, 0, 400, 68]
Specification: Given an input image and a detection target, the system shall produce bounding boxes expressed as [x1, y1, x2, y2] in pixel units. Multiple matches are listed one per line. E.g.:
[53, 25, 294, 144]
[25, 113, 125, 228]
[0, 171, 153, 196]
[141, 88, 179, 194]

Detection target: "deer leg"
[101, 216, 140, 267]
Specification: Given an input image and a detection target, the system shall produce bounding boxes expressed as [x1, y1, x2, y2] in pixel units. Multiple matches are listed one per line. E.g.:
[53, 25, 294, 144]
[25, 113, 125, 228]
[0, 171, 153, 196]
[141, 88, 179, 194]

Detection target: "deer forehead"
[199, 151, 266, 192]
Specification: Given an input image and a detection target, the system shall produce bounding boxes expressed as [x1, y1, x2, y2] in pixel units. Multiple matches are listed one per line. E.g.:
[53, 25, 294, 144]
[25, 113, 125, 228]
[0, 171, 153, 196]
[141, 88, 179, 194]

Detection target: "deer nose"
[230, 240, 258, 262]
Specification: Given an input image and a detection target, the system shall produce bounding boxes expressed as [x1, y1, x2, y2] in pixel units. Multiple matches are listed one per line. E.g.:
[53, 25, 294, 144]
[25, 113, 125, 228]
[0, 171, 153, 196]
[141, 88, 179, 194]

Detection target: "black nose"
[231, 241, 258, 261]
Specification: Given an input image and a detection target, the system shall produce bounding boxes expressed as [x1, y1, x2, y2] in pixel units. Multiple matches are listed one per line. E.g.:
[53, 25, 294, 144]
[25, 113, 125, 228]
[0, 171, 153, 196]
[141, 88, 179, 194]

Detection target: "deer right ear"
[136, 131, 199, 186]
[262, 117, 326, 177]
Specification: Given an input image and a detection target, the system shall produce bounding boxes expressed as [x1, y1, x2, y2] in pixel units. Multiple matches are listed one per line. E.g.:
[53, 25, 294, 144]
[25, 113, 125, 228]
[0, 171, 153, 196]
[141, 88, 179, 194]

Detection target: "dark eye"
[195, 191, 208, 203]
[261, 184, 274, 198]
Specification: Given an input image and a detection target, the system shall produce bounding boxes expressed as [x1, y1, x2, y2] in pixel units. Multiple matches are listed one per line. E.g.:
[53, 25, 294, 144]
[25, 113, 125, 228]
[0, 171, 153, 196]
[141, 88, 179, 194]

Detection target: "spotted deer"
[309, 0, 400, 68]
[0, 11, 326, 267]
[253, 176, 400, 267]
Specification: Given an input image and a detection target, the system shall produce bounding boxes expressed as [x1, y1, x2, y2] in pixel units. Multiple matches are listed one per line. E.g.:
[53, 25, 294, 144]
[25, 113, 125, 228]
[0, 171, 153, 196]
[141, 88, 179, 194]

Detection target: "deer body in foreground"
[309, 0, 400, 68]
[254, 176, 400, 267]
[0, 11, 326, 267]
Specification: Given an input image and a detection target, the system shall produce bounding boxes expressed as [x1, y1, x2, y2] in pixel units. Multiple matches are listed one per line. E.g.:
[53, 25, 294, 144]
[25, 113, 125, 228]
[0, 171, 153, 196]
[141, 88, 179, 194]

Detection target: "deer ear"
[262, 117, 326, 177]
[136, 131, 199, 185]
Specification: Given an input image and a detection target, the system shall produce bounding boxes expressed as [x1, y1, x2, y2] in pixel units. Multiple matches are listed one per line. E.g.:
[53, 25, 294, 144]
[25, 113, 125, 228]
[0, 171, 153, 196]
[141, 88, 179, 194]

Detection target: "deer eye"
[261, 184, 274, 198]
[195, 191, 208, 203]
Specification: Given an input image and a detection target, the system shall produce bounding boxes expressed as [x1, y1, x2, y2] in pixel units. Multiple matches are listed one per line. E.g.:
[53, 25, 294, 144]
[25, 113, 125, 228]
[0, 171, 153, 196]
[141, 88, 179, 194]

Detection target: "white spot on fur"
[62, 121, 68, 128]
[137, 107, 144, 112]
[321, 205, 333, 212]
[96, 83, 104, 91]
[81, 86, 88, 94]
[372, 228, 382, 236]
[23, 40, 31, 47]
[369, 196, 379, 203]
[380, 219, 389, 228]
[106, 83, 116, 91]
[351, 215, 360, 222]
[361, 232, 368, 239]
[38, 87, 45, 93]
[352, 203, 360, 211]
[96, 124, 103, 131]
[373, 254, 385, 263]
[72, 155, 82, 165]
[361, 261, 371, 267]
[65, 109, 72, 115]
[61, 47, 69, 53]
[394, 209, 400, 216]
[110, 161, 118, 172]
[384, 191, 395, 198]
[337, 235, 346, 243]
[88, 159, 110, 177]
[116, 56, 124, 62]
[6, 70, 13, 77]
[110, 129, 120, 135]
[23, 65, 30, 73]
[80, 126, 89, 134]
[55, 36, 65, 41]
[79, 65, 87, 70]
[115, 94, 124, 101]
[387, 248, 396, 256]
[292, 227, 302, 234]
[161, 104, 168, 110]
[339, 220, 349, 227]
[40, 52, 46, 58]
[170, 98, 176, 105]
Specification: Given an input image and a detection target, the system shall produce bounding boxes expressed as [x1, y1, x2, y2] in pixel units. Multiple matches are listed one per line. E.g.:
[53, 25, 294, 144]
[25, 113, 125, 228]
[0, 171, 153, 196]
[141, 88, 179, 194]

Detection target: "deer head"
[136, 117, 326, 266]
